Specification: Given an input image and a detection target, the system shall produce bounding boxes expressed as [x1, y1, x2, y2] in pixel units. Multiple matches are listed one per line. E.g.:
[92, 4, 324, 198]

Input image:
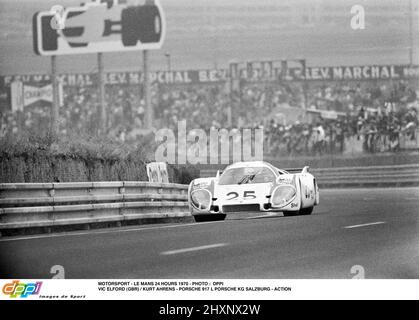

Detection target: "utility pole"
[409, 0, 414, 65]
[51, 55, 59, 138]
[98, 52, 106, 134]
[143, 50, 153, 130]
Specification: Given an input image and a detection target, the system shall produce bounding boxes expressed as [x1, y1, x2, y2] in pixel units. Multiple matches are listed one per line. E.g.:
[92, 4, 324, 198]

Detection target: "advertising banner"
[33, 0, 166, 56]
[304, 65, 419, 81]
[1, 65, 418, 93]
[1, 70, 229, 89]
[9, 81, 63, 110]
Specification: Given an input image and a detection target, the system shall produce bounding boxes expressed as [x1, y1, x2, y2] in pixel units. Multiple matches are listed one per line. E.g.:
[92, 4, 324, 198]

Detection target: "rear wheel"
[299, 206, 313, 215]
[121, 7, 139, 46]
[136, 5, 162, 43]
[193, 214, 226, 222]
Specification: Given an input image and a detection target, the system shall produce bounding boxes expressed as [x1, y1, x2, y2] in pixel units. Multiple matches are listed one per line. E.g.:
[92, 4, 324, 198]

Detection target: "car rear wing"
[284, 166, 310, 174]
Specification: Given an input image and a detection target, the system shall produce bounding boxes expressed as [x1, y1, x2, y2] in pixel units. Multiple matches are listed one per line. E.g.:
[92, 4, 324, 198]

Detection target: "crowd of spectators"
[307, 79, 418, 112]
[157, 83, 230, 130]
[155, 81, 305, 131]
[1, 77, 418, 156]
[265, 104, 419, 155]
[0, 85, 147, 141]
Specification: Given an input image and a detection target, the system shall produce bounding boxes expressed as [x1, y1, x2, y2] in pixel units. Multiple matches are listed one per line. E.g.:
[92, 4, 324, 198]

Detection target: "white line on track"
[343, 221, 386, 229]
[161, 243, 228, 255]
[0, 220, 224, 243]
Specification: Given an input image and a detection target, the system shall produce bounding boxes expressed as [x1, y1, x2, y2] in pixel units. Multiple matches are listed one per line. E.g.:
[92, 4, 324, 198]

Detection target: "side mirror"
[302, 166, 310, 174]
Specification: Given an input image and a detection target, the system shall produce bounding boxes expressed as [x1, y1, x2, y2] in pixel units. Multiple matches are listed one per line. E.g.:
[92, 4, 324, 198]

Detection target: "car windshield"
[218, 167, 276, 185]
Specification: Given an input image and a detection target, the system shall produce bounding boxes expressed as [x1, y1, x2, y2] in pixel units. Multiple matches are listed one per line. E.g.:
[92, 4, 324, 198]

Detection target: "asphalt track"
[0, 188, 418, 279]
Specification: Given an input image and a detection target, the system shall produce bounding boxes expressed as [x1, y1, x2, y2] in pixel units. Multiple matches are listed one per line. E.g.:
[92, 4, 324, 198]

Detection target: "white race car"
[188, 161, 319, 222]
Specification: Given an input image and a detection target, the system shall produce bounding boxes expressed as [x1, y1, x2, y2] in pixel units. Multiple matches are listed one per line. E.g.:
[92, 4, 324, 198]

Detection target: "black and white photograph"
[0, 0, 418, 303]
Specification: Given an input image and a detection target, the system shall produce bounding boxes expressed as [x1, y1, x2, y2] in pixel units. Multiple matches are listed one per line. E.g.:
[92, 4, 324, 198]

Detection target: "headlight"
[191, 189, 211, 210]
[271, 185, 296, 207]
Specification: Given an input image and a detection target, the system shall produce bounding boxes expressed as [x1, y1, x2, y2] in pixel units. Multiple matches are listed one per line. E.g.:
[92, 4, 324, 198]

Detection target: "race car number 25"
[226, 191, 256, 200]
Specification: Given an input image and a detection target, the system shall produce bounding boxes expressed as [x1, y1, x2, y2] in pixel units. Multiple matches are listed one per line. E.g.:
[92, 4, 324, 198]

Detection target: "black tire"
[135, 5, 162, 43]
[193, 214, 226, 223]
[283, 212, 298, 217]
[37, 14, 59, 53]
[121, 7, 139, 46]
[299, 206, 314, 215]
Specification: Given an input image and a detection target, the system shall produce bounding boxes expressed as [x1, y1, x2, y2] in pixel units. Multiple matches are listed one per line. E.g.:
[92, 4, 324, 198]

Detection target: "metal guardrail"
[2, 164, 419, 236]
[200, 164, 419, 188]
[0, 181, 189, 235]
[313, 164, 419, 188]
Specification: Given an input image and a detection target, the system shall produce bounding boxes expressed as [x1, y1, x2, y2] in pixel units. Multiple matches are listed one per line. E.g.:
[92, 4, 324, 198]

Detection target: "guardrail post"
[119, 182, 126, 220]
[49, 185, 55, 222]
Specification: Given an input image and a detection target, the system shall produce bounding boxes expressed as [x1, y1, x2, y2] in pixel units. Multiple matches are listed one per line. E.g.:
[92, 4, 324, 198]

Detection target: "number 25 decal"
[226, 191, 256, 200]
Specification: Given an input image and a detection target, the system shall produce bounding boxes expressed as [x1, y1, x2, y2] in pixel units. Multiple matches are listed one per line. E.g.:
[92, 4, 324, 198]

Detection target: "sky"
[0, 0, 417, 74]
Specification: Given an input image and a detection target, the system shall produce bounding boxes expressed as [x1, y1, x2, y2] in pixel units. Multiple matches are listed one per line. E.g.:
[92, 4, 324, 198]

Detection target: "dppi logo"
[2, 280, 43, 298]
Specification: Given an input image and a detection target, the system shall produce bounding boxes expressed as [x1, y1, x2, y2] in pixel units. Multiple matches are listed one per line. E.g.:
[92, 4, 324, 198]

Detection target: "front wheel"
[37, 14, 59, 53]
[299, 206, 313, 215]
[283, 212, 298, 217]
[193, 214, 226, 222]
